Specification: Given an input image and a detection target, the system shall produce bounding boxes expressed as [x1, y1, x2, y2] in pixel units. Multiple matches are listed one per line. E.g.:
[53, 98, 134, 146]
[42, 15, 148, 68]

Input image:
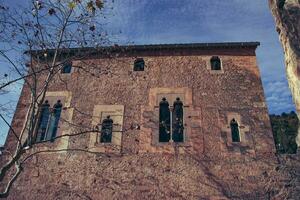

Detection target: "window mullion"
[170, 106, 173, 143]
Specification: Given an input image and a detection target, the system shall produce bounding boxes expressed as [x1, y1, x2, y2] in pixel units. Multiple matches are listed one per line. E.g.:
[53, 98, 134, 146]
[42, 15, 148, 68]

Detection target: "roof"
[27, 42, 260, 58]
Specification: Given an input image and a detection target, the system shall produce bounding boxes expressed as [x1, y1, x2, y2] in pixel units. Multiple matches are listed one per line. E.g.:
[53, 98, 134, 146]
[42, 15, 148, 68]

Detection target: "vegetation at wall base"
[270, 111, 298, 154]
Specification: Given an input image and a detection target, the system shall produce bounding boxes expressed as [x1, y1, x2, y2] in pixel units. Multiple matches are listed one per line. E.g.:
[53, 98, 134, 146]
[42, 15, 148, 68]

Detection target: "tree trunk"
[268, 0, 300, 147]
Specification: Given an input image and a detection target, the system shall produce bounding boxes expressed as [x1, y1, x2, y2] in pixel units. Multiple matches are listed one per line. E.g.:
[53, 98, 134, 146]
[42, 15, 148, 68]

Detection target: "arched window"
[100, 115, 114, 143]
[172, 97, 184, 142]
[230, 118, 240, 142]
[46, 100, 63, 141]
[133, 58, 145, 71]
[210, 56, 221, 70]
[36, 100, 50, 142]
[159, 97, 170, 142]
[61, 62, 72, 73]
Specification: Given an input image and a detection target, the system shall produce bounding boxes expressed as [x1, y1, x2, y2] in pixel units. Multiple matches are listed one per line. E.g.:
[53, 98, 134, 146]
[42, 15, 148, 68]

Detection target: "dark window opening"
[159, 98, 171, 142]
[230, 118, 240, 142]
[133, 58, 145, 71]
[36, 100, 62, 142]
[172, 97, 184, 142]
[36, 100, 50, 142]
[47, 100, 63, 142]
[210, 56, 221, 70]
[100, 115, 113, 143]
[61, 62, 72, 73]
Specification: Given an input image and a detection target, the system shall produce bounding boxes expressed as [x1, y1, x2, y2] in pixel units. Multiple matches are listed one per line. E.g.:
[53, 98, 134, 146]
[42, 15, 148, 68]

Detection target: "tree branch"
[0, 162, 22, 198]
[0, 113, 20, 143]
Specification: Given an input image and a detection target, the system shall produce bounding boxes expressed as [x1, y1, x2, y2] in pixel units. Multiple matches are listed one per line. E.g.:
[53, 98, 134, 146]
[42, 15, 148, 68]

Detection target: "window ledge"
[209, 69, 224, 74]
[155, 141, 192, 147]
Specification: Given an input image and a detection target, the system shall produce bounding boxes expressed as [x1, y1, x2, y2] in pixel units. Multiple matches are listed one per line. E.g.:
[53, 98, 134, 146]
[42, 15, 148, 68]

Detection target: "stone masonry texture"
[1, 43, 279, 199]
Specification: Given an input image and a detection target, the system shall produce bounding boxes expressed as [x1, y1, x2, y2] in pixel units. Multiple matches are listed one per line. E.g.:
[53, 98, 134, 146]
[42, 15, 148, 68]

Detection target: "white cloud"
[265, 78, 295, 113]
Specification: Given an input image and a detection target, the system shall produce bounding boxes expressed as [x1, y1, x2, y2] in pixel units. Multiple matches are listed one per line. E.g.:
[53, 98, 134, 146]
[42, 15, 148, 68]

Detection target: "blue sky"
[0, 0, 296, 145]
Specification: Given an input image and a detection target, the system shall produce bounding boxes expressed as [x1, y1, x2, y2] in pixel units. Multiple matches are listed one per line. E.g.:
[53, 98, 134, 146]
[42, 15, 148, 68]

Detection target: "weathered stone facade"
[1, 43, 278, 199]
[269, 0, 300, 146]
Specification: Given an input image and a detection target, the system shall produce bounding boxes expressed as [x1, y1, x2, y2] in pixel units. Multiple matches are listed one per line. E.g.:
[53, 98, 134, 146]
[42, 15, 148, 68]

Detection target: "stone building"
[1, 42, 277, 199]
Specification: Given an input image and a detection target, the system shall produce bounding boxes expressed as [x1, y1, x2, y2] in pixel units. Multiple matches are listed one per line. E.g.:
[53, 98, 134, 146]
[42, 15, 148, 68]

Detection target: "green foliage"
[278, 0, 286, 9]
[270, 111, 298, 154]
[68, 2, 76, 9]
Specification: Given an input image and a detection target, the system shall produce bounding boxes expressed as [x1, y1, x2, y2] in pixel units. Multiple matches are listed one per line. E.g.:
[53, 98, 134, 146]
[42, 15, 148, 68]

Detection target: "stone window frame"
[206, 56, 224, 74]
[89, 105, 124, 153]
[28, 91, 73, 151]
[222, 112, 249, 145]
[150, 88, 193, 147]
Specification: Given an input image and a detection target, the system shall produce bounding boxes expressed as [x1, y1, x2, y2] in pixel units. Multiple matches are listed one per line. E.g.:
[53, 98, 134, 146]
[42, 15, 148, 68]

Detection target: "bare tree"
[0, 0, 120, 197]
